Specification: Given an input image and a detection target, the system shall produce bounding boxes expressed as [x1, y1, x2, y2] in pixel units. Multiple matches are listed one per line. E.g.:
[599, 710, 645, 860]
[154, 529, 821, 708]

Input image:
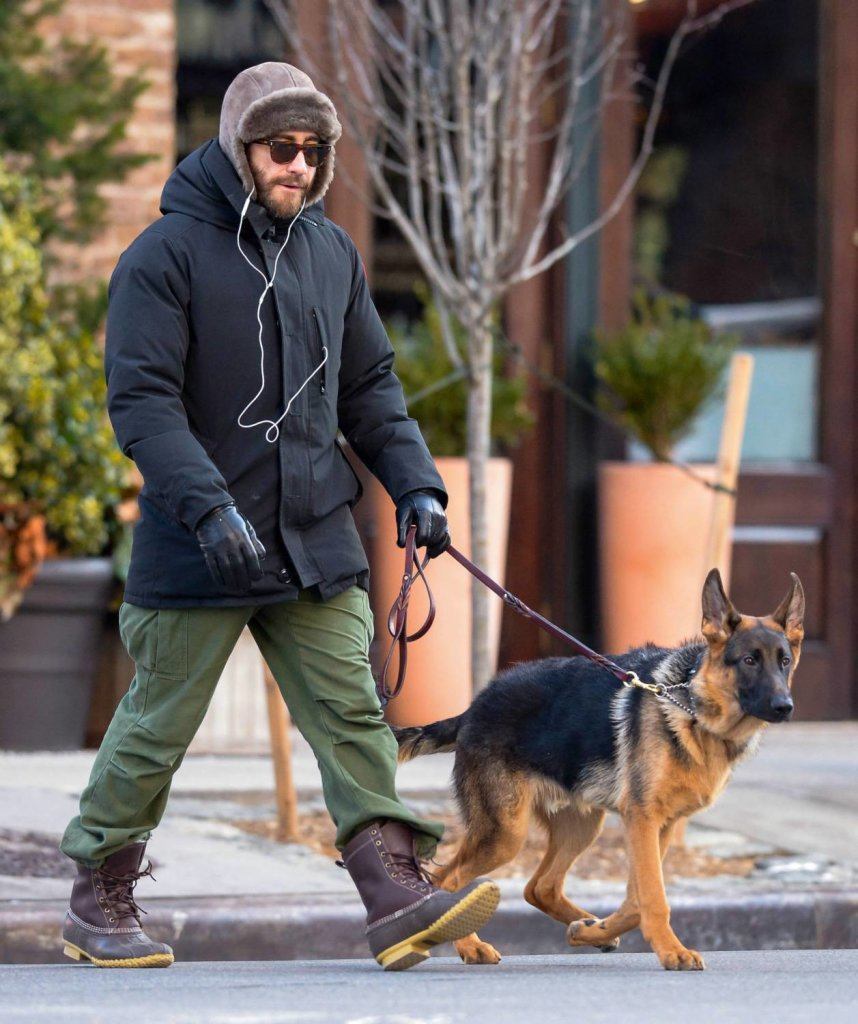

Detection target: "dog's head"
[698, 568, 804, 725]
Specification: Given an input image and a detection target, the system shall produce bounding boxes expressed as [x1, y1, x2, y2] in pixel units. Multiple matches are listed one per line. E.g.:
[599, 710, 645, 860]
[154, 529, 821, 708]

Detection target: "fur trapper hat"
[218, 62, 342, 206]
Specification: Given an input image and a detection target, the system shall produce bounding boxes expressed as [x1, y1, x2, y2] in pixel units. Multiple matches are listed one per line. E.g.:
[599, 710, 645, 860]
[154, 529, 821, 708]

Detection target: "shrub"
[0, 162, 130, 590]
[592, 288, 737, 461]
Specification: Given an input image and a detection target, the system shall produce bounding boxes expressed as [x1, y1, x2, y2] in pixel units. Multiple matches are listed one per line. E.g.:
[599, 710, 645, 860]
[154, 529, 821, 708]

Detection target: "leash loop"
[377, 524, 434, 707]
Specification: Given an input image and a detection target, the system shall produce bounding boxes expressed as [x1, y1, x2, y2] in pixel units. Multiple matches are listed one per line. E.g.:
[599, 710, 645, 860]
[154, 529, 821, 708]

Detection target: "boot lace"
[96, 859, 156, 923]
[334, 852, 436, 891]
[384, 850, 436, 893]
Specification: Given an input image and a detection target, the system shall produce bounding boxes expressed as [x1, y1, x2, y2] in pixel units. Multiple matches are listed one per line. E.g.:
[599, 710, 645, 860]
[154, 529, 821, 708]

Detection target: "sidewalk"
[1, 724, 857, 963]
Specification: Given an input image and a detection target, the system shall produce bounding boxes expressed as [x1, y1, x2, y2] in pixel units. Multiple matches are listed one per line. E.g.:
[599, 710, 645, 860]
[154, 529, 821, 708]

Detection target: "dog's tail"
[392, 713, 464, 763]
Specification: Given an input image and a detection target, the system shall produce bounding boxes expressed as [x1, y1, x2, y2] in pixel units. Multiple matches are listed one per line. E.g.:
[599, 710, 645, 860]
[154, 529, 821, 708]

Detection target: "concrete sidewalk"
[1, 724, 857, 963]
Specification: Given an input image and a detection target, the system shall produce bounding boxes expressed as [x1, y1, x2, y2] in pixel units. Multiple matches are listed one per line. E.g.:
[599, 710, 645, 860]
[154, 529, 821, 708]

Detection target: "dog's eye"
[780, 655, 791, 667]
[743, 655, 756, 666]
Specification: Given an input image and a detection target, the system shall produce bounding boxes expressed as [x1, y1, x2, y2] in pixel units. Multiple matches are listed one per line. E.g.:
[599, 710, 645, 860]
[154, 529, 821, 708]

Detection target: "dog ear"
[701, 567, 742, 643]
[770, 572, 805, 645]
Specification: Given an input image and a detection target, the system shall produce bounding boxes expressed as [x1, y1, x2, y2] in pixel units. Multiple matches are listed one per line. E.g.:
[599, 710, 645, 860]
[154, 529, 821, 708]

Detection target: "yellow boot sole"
[63, 941, 174, 968]
[376, 880, 501, 971]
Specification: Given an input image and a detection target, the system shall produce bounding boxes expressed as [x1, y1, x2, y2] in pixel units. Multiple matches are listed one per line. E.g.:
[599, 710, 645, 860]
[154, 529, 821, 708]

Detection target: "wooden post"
[675, 352, 755, 850]
[263, 661, 299, 842]
[703, 352, 755, 590]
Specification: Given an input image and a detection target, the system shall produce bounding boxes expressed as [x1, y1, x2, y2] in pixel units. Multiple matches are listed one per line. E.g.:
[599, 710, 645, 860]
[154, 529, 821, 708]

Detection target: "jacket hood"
[218, 62, 341, 206]
[160, 138, 326, 235]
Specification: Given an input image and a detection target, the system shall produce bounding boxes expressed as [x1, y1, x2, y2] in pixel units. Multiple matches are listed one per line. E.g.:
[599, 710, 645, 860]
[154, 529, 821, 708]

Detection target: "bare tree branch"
[508, 0, 758, 284]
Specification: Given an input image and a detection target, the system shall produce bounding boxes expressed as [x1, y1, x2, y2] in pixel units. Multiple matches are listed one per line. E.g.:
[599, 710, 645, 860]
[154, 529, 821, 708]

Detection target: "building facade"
[57, 0, 857, 719]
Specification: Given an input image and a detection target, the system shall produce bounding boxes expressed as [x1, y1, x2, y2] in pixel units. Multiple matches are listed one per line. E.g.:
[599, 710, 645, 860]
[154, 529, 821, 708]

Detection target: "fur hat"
[218, 62, 342, 206]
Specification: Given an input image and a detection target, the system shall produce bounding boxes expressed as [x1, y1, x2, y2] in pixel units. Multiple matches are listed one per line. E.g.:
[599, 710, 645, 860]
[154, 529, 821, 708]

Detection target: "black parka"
[106, 138, 447, 607]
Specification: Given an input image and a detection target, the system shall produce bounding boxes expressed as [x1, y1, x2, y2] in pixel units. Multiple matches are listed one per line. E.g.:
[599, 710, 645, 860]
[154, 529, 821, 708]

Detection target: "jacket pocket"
[311, 306, 327, 396]
[118, 602, 189, 680]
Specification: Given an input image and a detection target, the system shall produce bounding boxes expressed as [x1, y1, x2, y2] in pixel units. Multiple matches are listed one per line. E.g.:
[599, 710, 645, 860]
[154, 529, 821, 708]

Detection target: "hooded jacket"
[105, 135, 447, 607]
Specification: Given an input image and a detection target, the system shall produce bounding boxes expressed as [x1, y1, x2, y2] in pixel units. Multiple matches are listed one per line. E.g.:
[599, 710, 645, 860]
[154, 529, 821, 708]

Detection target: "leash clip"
[623, 671, 665, 696]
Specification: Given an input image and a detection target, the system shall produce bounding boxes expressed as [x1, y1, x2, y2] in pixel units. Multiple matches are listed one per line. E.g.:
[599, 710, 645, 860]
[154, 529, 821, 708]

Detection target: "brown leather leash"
[377, 524, 688, 710]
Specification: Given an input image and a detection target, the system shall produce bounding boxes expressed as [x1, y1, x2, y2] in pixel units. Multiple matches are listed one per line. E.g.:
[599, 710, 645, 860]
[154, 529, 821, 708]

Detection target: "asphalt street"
[1, 950, 856, 1024]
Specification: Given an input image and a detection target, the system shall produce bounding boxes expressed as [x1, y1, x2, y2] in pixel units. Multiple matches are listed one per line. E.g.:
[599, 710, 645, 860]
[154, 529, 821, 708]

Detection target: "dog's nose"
[769, 695, 794, 721]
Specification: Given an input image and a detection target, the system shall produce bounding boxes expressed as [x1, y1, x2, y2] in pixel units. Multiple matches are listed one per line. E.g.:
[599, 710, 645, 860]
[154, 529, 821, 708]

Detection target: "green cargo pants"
[60, 585, 444, 868]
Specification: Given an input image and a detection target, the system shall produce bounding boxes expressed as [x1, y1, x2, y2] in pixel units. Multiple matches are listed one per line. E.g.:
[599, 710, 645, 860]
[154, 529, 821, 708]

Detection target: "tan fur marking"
[524, 806, 606, 925]
[453, 933, 502, 965]
[433, 776, 532, 894]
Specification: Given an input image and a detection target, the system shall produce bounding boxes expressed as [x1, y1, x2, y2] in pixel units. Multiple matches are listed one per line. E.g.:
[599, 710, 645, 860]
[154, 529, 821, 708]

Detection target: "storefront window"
[630, 0, 819, 463]
[176, 0, 285, 161]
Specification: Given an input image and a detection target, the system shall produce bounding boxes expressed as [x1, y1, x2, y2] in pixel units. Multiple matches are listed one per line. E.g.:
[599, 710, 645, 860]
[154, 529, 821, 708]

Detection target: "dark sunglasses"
[253, 139, 332, 167]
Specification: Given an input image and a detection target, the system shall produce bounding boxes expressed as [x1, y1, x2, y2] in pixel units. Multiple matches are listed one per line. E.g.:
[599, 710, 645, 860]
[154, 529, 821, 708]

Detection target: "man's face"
[245, 130, 320, 219]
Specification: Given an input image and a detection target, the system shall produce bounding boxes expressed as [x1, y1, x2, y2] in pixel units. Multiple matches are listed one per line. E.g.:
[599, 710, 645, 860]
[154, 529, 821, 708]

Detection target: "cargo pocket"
[118, 602, 189, 681]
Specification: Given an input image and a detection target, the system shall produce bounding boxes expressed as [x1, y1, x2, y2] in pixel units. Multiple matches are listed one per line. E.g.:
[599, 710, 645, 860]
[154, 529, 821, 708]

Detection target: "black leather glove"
[395, 489, 451, 559]
[195, 501, 266, 591]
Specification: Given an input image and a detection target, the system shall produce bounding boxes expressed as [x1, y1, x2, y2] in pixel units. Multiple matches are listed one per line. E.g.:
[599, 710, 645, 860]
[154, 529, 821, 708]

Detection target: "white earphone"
[234, 184, 329, 443]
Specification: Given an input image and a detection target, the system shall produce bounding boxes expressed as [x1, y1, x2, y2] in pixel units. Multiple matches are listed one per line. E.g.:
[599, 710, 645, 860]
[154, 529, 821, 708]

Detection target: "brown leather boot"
[339, 820, 500, 971]
[61, 840, 174, 967]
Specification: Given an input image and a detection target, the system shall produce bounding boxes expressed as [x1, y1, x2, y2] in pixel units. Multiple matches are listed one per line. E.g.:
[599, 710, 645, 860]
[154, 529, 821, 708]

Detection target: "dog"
[393, 567, 804, 971]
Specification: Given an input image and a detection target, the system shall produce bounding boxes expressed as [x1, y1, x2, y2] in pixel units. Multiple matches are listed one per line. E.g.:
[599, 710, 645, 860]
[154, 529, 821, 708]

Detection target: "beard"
[255, 177, 309, 220]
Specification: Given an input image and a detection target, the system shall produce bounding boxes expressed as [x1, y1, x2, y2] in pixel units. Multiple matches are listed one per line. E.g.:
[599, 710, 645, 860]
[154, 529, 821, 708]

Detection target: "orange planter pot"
[364, 456, 513, 727]
[598, 461, 719, 653]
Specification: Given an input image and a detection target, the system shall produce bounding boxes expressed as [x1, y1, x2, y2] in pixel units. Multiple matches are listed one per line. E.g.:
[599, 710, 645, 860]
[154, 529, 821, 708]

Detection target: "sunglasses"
[252, 139, 332, 167]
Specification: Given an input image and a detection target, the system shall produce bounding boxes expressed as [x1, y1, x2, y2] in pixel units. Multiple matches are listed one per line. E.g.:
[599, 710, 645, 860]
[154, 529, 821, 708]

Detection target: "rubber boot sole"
[376, 880, 501, 971]
[62, 941, 174, 968]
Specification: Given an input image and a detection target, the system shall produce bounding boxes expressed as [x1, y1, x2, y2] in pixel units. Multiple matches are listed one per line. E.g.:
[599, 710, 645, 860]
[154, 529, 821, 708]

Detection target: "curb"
[3, 890, 858, 965]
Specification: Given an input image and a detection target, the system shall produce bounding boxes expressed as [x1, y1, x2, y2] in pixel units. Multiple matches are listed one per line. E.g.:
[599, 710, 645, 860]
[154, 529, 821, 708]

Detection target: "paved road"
[1, 951, 856, 1024]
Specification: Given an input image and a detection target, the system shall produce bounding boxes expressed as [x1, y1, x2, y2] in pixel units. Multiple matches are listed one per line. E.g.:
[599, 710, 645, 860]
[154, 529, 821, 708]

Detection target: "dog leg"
[523, 807, 617, 951]
[567, 878, 639, 948]
[568, 819, 679, 948]
[433, 772, 531, 966]
[623, 812, 704, 971]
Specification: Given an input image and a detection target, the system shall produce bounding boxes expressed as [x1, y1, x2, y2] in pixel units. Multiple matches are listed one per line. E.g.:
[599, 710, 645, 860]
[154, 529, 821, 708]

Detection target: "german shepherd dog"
[393, 568, 804, 971]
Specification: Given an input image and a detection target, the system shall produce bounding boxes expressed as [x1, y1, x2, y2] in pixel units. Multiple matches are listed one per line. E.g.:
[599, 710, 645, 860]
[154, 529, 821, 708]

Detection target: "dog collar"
[657, 649, 703, 720]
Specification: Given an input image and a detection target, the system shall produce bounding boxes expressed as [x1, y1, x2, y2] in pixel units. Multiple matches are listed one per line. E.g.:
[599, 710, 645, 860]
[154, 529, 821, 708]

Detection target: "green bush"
[592, 288, 737, 461]
[385, 280, 535, 457]
[0, 161, 129, 556]
[0, 0, 153, 246]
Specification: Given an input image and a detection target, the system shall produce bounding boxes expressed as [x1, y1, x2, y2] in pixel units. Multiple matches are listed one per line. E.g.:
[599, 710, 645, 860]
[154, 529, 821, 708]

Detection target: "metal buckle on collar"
[624, 669, 697, 719]
[623, 671, 665, 696]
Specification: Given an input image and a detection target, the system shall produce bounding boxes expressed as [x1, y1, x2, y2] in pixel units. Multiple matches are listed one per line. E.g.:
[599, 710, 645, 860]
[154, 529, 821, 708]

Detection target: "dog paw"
[567, 918, 619, 951]
[455, 936, 502, 965]
[658, 946, 705, 971]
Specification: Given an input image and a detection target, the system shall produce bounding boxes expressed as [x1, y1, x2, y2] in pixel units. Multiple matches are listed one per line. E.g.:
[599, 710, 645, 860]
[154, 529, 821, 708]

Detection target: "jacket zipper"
[312, 307, 327, 395]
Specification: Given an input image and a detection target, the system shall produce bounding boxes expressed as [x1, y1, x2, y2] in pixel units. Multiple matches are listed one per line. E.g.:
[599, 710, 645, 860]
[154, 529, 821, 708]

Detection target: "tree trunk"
[466, 314, 495, 693]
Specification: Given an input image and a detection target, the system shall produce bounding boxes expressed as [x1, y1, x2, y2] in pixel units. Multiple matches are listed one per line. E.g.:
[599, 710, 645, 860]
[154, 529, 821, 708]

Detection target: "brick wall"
[43, 0, 177, 286]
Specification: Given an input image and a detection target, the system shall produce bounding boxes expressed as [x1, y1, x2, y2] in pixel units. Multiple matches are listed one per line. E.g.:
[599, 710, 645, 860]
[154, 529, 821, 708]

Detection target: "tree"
[266, 0, 757, 692]
[0, 0, 155, 247]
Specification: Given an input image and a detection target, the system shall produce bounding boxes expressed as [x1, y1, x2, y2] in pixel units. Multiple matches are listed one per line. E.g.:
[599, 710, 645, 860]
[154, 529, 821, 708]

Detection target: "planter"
[364, 456, 513, 727]
[598, 461, 719, 652]
[0, 557, 116, 751]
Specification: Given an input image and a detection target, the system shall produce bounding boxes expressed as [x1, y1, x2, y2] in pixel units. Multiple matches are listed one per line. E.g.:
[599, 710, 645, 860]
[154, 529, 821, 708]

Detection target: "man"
[59, 62, 499, 972]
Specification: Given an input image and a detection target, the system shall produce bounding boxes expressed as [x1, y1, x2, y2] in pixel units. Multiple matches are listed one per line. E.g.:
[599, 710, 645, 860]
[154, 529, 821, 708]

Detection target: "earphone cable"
[234, 186, 329, 443]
